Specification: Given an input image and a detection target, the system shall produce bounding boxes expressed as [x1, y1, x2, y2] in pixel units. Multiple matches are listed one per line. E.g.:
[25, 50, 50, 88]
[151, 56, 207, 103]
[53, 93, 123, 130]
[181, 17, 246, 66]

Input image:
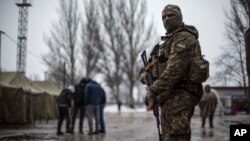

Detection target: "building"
[212, 87, 249, 114]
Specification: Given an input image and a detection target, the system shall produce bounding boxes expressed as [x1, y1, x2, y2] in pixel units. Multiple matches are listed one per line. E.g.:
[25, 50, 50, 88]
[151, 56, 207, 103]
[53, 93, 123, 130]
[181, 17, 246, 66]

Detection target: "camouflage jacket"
[147, 24, 202, 105]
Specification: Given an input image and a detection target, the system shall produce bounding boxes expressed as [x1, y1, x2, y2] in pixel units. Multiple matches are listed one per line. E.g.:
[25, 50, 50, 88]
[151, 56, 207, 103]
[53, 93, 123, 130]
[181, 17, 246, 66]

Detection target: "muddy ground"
[1, 111, 250, 141]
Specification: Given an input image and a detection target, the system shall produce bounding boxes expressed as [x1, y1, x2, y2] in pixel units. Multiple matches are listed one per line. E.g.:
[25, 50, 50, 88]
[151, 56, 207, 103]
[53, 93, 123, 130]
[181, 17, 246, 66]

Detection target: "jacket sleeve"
[102, 88, 106, 104]
[67, 91, 72, 107]
[99, 86, 106, 105]
[213, 93, 218, 107]
[84, 85, 90, 105]
[148, 34, 195, 104]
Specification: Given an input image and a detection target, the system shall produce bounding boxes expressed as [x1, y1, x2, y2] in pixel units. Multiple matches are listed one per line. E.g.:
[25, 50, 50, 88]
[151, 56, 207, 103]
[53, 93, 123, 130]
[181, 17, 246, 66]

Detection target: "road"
[0, 110, 249, 141]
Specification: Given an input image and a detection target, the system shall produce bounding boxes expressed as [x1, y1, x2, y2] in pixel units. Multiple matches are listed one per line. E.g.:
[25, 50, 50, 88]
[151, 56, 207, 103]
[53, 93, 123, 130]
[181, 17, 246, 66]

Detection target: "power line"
[0, 31, 43, 61]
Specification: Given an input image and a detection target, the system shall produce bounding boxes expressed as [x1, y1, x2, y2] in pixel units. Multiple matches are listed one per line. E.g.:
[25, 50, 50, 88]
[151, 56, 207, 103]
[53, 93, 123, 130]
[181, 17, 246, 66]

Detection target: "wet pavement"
[0, 110, 250, 141]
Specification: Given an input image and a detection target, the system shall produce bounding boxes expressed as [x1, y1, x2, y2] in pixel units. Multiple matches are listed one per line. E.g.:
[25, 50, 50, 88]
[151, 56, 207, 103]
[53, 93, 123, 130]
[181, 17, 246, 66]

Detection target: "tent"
[0, 72, 61, 124]
[33, 81, 60, 96]
[32, 81, 61, 120]
[0, 83, 33, 124]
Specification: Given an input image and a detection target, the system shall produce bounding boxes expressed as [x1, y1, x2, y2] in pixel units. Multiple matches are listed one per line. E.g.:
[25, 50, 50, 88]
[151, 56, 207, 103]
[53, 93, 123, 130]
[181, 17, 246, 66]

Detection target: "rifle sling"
[145, 59, 158, 71]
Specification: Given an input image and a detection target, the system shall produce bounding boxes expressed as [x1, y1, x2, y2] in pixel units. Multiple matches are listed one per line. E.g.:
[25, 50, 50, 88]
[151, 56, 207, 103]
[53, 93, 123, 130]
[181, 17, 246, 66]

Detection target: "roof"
[33, 81, 61, 96]
[212, 86, 248, 91]
[0, 72, 59, 95]
[0, 72, 42, 93]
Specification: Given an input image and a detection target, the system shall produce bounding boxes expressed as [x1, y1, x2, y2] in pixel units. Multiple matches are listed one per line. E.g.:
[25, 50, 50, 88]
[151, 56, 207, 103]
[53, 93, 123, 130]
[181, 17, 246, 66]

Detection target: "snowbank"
[104, 105, 146, 113]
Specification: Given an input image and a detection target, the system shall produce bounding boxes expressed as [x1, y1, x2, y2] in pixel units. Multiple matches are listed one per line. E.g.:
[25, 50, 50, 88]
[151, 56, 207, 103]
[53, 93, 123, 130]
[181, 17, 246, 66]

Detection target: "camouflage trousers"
[160, 90, 195, 141]
[163, 133, 191, 141]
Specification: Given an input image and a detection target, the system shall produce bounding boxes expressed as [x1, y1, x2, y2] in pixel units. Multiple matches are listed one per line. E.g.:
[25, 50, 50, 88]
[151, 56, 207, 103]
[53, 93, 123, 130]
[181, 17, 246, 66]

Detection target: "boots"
[209, 116, 214, 128]
[88, 129, 94, 135]
[201, 118, 205, 128]
[56, 131, 64, 136]
[66, 129, 74, 134]
[93, 130, 99, 134]
[79, 130, 83, 134]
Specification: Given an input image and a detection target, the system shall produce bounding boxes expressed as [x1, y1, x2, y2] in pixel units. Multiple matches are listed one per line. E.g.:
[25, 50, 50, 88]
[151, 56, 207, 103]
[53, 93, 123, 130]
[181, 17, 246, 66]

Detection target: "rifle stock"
[141, 50, 162, 141]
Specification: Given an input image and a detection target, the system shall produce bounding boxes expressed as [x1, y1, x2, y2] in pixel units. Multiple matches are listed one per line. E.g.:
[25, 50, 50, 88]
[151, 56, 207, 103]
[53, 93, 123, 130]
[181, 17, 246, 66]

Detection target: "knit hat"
[67, 85, 75, 93]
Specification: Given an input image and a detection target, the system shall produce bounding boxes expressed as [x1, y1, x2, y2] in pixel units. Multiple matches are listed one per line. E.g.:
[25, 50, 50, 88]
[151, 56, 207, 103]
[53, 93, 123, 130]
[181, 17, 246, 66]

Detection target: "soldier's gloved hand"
[147, 103, 153, 111]
[145, 87, 156, 106]
[139, 68, 147, 85]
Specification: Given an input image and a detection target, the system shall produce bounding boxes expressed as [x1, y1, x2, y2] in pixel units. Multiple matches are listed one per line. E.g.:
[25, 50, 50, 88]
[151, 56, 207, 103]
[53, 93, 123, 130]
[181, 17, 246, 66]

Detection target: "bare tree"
[80, 0, 103, 78]
[43, 0, 80, 85]
[118, 0, 154, 108]
[214, 0, 249, 91]
[43, 37, 69, 87]
[237, 0, 250, 25]
[237, 0, 250, 94]
[98, 0, 125, 107]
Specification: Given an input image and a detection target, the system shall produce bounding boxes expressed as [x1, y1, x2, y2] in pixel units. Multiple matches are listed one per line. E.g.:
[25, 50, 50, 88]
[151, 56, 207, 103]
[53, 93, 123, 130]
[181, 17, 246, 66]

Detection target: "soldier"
[143, 4, 203, 141]
[199, 85, 218, 128]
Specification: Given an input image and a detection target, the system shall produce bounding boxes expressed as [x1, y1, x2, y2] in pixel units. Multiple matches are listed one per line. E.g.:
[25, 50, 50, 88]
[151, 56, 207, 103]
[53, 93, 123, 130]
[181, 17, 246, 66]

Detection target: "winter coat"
[84, 80, 102, 106]
[73, 84, 85, 105]
[199, 91, 218, 118]
[57, 89, 72, 107]
[100, 86, 106, 105]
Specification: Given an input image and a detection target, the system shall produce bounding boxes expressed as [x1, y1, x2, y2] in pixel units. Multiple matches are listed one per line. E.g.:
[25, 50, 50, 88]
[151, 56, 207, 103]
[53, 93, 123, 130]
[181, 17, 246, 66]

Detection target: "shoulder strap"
[145, 58, 158, 71]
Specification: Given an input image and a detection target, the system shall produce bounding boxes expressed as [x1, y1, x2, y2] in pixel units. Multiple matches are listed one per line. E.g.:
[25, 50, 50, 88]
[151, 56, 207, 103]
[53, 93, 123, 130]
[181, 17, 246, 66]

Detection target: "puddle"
[0, 133, 58, 141]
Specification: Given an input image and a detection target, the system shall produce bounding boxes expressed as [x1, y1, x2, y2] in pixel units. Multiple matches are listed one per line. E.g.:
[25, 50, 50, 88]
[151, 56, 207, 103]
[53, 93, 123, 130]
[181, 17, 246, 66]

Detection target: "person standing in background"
[117, 100, 122, 115]
[199, 85, 218, 128]
[71, 78, 88, 134]
[56, 85, 74, 135]
[84, 79, 102, 135]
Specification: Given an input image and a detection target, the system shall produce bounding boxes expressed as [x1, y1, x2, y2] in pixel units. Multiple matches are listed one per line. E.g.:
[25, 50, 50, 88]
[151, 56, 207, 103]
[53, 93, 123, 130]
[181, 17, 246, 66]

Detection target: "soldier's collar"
[162, 23, 186, 40]
[161, 32, 173, 40]
[161, 36, 167, 41]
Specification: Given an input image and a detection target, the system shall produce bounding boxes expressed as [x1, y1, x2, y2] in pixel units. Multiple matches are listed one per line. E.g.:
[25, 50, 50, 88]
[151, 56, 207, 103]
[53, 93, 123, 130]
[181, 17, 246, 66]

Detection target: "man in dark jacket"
[99, 85, 106, 133]
[84, 79, 102, 135]
[56, 85, 74, 135]
[71, 78, 88, 134]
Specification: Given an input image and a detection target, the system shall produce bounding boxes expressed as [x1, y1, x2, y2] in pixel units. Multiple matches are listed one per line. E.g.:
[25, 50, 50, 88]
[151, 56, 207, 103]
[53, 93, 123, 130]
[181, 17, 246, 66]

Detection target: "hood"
[67, 85, 75, 93]
[88, 79, 97, 84]
[181, 24, 199, 39]
[164, 24, 199, 40]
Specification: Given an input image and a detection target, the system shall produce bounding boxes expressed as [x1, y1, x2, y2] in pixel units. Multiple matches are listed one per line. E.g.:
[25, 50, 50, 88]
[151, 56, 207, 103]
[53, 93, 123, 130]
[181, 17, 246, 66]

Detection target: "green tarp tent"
[32, 80, 61, 120]
[0, 72, 61, 125]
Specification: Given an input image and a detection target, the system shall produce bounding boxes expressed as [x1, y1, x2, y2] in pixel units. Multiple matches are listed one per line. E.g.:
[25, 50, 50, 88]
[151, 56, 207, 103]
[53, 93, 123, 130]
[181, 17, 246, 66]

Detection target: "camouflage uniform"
[145, 5, 203, 141]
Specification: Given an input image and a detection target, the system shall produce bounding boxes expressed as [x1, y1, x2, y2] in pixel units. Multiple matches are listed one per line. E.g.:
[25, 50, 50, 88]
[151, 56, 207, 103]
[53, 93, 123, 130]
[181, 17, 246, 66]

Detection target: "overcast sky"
[0, 0, 230, 81]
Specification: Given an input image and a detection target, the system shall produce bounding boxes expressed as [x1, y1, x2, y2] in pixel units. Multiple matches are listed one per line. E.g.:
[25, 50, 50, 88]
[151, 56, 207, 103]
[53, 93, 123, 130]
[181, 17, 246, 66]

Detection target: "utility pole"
[0, 31, 4, 74]
[0, 31, 4, 80]
[63, 62, 66, 89]
[245, 28, 250, 95]
[16, 0, 32, 74]
[44, 71, 47, 81]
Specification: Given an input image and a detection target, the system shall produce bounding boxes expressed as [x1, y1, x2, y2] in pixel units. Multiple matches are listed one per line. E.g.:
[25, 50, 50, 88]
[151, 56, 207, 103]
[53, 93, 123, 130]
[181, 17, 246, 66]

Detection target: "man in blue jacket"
[84, 79, 102, 135]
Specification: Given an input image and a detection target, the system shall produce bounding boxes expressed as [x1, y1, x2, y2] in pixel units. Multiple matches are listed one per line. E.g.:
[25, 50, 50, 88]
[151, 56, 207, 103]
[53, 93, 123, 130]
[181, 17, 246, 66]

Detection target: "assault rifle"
[141, 50, 162, 141]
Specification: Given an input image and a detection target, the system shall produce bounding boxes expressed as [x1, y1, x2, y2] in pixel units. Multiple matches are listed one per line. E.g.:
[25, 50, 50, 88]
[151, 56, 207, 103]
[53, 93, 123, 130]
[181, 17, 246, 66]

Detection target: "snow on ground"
[104, 104, 147, 113]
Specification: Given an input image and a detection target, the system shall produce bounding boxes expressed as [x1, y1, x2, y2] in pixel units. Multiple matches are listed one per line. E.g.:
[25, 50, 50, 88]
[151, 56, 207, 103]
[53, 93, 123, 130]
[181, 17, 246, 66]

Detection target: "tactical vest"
[144, 35, 173, 79]
[154, 25, 208, 82]
[157, 36, 173, 76]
